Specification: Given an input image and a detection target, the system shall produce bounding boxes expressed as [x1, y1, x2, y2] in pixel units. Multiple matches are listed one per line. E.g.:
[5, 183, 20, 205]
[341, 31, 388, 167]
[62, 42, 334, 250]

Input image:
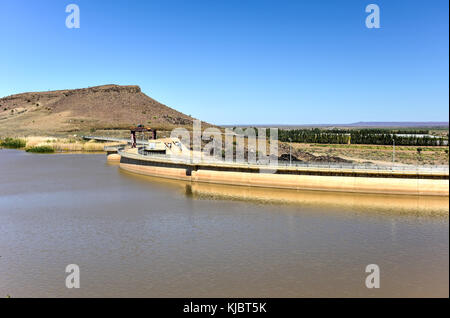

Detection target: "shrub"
[1, 138, 26, 148]
[26, 146, 55, 153]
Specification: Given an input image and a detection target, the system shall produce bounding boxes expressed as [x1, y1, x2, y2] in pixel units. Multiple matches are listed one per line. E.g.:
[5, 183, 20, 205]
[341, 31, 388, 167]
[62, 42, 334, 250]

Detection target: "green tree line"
[277, 129, 447, 146]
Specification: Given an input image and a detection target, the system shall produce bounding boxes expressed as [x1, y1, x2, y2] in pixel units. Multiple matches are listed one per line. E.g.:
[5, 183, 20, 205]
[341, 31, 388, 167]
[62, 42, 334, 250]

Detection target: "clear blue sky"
[0, 0, 448, 125]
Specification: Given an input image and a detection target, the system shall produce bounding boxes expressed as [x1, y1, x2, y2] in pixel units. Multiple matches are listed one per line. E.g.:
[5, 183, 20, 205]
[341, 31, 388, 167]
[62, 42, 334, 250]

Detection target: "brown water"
[0, 149, 448, 297]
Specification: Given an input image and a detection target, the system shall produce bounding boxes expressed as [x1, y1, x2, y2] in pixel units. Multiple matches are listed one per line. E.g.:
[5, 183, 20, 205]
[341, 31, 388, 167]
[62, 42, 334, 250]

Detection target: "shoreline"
[0, 147, 107, 154]
[0, 136, 125, 153]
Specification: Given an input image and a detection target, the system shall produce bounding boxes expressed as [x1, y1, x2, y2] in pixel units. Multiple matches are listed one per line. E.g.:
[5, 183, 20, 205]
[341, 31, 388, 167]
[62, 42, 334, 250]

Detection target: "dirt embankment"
[277, 142, 352, 163]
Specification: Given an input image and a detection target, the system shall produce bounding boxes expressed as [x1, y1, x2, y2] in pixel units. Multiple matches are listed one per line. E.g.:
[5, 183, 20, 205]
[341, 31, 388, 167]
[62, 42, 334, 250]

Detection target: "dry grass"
[288, 143, 449, 165]
[19, 136, 123, 152]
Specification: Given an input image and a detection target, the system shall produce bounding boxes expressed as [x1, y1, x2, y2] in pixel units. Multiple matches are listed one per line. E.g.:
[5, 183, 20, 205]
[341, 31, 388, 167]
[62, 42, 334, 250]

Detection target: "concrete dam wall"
[115, 152, 449, 196]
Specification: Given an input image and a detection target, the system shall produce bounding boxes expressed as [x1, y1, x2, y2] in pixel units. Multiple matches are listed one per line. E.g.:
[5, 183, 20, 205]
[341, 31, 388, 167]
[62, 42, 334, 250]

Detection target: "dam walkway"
[82, 135, 149, 145]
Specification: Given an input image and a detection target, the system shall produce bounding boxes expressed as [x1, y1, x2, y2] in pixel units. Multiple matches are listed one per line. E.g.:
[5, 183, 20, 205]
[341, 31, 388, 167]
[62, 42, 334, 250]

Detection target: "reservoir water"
[0, 149, 448, 297]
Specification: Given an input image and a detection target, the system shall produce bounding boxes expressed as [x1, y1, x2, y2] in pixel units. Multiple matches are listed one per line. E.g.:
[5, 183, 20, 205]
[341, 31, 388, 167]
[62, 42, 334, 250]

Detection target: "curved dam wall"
[118, 154, 449, 196]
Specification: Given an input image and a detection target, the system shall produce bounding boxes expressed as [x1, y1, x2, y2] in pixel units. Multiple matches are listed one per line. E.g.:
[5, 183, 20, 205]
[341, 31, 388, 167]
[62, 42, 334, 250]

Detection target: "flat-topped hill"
[0, 84, 201, 136]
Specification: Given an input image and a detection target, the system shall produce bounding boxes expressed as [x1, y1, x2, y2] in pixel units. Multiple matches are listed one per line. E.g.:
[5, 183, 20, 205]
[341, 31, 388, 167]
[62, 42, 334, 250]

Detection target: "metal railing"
[83, 135, 149, 145]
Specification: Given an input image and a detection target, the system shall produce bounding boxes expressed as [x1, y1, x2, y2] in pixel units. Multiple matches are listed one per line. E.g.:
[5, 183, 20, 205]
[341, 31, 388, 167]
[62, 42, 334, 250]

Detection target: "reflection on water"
[0, 149, 448, 297]
[120, 168, 449, 216]
[189, 184, 449, 215]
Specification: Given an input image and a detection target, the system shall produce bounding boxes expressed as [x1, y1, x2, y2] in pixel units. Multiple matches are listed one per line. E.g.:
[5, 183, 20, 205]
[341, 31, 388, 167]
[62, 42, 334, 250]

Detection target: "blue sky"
[0, 0, 448, 125]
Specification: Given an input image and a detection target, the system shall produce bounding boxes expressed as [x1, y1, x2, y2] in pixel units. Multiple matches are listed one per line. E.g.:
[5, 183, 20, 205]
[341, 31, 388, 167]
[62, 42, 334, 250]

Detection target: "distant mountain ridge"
[347, 121, 449, 127]
[223, 122, 449, 128]
[0, 84, 201, 136]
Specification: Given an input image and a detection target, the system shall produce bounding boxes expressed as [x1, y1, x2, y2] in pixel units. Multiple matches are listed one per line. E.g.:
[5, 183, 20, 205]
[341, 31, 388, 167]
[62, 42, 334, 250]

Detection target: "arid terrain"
[285, 143, 449, 166]
[1, 85, 448, 165]
[0, 84, 199, 136]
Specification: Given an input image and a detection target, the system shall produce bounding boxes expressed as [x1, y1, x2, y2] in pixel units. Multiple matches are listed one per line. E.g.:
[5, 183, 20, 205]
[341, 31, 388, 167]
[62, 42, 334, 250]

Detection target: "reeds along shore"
[0, 136, 124, 152]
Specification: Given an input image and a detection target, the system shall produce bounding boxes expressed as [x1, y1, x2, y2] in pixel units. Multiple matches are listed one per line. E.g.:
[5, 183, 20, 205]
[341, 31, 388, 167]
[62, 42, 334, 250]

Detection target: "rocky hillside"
[0, 85, 201, 136]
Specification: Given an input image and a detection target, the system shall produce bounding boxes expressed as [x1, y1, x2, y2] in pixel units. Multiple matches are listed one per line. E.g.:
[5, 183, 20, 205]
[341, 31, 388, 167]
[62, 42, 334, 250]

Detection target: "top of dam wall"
[117, 150, 449, 180]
